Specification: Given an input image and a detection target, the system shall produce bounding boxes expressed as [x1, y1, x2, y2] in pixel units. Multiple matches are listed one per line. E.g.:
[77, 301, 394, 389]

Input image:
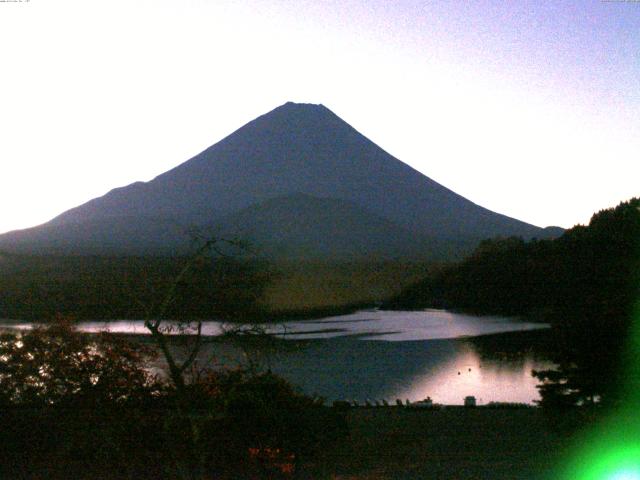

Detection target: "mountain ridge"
[0, 102, 562, 258]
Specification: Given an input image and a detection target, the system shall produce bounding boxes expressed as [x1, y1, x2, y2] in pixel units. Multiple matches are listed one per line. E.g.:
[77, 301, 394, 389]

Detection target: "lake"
[0, 309, 554, 405]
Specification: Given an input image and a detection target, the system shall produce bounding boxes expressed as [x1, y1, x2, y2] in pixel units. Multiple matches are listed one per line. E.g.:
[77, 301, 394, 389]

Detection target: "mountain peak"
[266, 101, 335, 121]
[0, 102, 561, 257]
[281, 101, 326, 110]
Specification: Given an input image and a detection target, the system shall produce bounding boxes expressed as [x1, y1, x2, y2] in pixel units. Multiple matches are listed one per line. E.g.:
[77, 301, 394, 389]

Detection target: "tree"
[389, 197, 640, 410]
[533, 198, 640, 409]
[0, 316, 161, 406]
[137, 237, 268, 398]
[0, 318, 170, 479]
[135, 236, 298, 479]
[169, 368, 346, 479]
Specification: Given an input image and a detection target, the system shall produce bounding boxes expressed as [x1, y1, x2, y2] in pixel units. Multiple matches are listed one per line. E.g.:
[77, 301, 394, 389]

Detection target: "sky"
[0, 0, 638, 234]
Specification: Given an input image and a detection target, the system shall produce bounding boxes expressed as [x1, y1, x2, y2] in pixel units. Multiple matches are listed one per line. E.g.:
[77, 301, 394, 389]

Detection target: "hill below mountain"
[212, 193, 483, 261]
[0, 102, 561, 259]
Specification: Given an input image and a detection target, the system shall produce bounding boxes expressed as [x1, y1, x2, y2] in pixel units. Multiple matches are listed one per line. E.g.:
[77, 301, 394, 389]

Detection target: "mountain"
[212, 193, 480, 260]
[0, 102, 561, 259]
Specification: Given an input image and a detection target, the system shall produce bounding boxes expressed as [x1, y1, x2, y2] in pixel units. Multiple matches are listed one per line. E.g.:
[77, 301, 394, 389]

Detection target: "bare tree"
[140, 238, 247, 395]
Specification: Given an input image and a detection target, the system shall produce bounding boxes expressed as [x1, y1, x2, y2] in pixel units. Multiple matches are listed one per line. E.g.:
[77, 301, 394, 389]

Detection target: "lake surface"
[2, 308, 548, 340]
[261, 336, 552, 406]
[0, 309, 553, 405]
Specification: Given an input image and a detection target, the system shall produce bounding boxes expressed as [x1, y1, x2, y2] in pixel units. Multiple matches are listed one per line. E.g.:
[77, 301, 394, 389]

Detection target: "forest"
[387, 198, 640, 408]
[0, 253, 275, 322]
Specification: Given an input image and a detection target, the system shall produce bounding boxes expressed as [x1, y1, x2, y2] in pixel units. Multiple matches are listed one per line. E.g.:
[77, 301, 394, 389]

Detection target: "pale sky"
[1, 0, 638, 234]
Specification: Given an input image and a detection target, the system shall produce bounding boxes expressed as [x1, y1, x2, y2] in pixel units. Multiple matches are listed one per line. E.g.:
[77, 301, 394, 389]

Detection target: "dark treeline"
[0, 254, 273, 322]
[0, 252, 436, 322]
[387, 198, 640, 407]
[0, 322, 345, 479]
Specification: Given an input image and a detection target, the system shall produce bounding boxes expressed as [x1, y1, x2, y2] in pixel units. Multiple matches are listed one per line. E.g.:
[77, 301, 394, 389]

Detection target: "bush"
[188, 369, 348, 479]
[0, 318, 162, 406]
[0, 322, 346, 479]
[0, 320, 168, 479]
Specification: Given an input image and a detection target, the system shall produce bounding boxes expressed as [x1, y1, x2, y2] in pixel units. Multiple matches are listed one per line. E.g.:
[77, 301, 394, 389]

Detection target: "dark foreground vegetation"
[387, 198, 640, 409]
[321, 407, 575, 480]
[0, 321, 575, 480]
[0, 322, 346, 479]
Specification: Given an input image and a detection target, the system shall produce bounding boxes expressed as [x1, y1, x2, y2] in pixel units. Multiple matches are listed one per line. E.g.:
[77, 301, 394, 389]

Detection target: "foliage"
[0, 366, 345, 479]
[388, 198, 640, 408]
[532, 198, 640, 409]
[0, 318, 162, 406]
[0, 403, 170, 480]
[0, 320, 168, 478]
[385, 236, 560, 316]
[180, 369, 347, 479]
[0, 320, 345, 479]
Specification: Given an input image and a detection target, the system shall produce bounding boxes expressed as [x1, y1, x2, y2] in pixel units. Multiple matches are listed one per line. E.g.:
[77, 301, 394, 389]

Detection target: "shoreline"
[1, 321, 554, 406]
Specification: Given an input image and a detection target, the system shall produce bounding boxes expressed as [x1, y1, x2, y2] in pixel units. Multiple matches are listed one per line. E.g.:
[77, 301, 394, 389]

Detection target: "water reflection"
[393, 343, 553, 405]
[264, 335, 553, 405]
[278, 309, 548, 341]
[0, 310, 553, 404]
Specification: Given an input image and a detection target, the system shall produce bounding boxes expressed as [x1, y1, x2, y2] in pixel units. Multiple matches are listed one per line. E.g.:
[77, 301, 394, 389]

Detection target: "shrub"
[0, 318, 162, 406]
[191, 369, 348, 479]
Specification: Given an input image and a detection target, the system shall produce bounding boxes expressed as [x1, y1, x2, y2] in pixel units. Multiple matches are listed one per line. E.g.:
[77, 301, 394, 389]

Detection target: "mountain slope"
[213, 193, 479, 260]
[0, 102, 560, 258]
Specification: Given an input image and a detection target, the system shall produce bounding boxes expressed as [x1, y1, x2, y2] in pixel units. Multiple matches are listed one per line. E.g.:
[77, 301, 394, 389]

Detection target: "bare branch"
[178, 321, 203, 374]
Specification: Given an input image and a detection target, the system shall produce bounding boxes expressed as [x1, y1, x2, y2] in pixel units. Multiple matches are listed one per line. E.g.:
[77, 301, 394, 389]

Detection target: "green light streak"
[557, 299, 640, 479]
[561, 441, 640, 480]
[609, 470, 640, 480]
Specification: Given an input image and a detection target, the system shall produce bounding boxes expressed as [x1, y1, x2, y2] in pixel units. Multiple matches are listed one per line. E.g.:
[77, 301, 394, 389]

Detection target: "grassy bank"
[312, 407, 571, 480]
[1, 403, 577, 479]
[262, 260, 434, 313]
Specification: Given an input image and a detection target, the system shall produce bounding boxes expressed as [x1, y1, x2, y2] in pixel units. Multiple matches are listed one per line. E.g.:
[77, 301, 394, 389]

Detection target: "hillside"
[0, 102, 560, 259]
